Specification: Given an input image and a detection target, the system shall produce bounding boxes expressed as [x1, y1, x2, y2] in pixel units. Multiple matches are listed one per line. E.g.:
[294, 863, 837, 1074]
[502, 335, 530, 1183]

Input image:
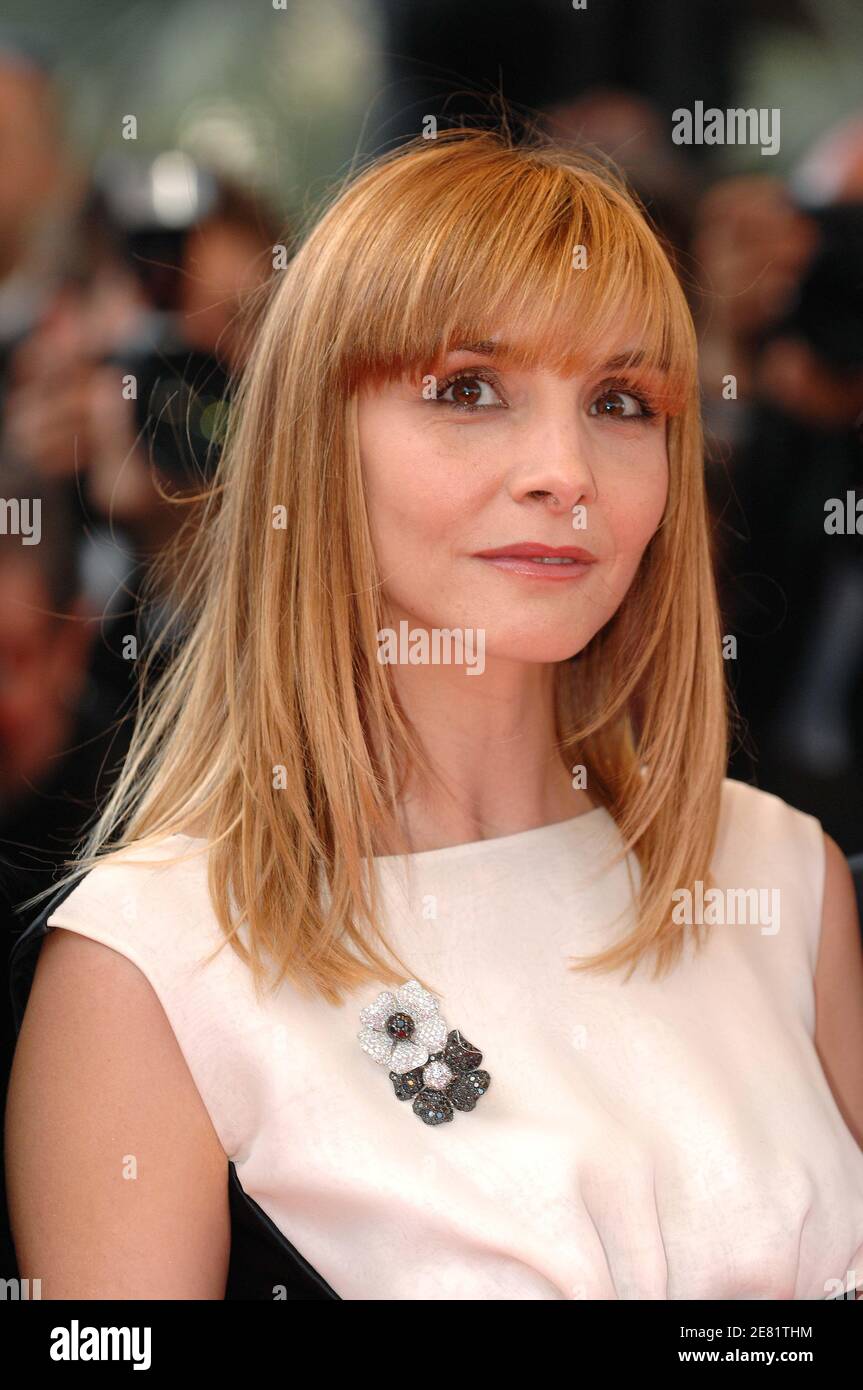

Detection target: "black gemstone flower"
[388, 1031, 492, 1125]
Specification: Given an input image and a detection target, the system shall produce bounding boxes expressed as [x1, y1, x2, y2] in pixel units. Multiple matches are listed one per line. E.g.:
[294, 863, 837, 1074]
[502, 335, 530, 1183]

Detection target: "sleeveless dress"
[8, 776, 863, 1300]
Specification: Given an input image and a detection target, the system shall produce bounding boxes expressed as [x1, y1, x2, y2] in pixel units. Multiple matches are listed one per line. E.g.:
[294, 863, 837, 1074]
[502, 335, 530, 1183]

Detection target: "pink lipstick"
[472, 541, 598, 581]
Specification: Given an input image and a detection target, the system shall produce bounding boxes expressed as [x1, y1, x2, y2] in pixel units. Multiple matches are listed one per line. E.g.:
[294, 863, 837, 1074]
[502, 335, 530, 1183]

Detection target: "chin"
[481, 627, 597, 665]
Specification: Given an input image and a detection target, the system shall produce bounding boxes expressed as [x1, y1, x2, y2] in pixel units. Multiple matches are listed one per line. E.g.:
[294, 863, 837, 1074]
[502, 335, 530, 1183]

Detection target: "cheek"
[359, 408, 475, 556]
[602, 451, 669, 575]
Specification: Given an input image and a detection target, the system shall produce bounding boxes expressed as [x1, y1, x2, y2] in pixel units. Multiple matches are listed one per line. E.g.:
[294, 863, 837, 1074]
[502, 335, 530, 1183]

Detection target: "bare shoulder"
[5, 926, 230, 1298]
[813, 833, 863, 1151]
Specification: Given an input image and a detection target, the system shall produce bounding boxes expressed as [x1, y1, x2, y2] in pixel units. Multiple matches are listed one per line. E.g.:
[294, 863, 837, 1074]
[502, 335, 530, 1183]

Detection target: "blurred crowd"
[0, 38, 281, 1263]
[1, 30, 862, 1216]
[0, 35, 280, 922]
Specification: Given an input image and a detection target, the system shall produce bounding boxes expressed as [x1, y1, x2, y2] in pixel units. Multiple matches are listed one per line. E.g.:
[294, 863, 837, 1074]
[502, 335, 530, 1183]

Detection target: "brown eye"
[451, 377, 483, 406]
[590, 388, 646, 418]
[436, 372, 503, 410]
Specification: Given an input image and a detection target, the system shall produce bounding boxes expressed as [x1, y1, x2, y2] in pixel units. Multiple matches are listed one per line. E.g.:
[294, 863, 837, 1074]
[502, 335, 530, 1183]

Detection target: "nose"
[506, 387, 599, 516]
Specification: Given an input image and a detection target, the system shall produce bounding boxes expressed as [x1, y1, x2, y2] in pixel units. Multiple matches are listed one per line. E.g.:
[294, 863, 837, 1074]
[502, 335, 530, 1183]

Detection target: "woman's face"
[357, 330, 670, 664]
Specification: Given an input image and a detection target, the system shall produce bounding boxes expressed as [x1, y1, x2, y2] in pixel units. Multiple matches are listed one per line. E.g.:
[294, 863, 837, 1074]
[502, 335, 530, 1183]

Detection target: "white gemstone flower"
[357, 979, 449, 1073]
[422, 1058, 454, 1090]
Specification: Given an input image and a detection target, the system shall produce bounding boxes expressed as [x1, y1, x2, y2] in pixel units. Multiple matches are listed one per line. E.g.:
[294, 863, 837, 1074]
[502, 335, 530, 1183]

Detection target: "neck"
[379, 636, 592, 853]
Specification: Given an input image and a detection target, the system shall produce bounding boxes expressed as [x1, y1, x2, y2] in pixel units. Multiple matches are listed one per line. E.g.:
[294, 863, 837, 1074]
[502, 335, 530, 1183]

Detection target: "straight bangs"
[320, 132, 696, 416]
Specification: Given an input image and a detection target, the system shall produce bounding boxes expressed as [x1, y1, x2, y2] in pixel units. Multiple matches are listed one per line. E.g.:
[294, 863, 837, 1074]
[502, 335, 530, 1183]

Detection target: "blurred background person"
[0, 32, 83, 418]
[0, 30, 282, 1278]
[1, 154, 281, 706]
[693, 116, 863, 848]
[0, 465, 123, 1278]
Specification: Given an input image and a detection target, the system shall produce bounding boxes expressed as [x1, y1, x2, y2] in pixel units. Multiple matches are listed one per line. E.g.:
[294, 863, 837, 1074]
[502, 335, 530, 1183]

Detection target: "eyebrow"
[450, 341, 651, 373]
[451, 340, 501, 356]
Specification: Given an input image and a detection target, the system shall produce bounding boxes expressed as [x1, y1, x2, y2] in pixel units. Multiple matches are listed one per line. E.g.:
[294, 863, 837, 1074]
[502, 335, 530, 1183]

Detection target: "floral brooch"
[357, 979, 491, 1126]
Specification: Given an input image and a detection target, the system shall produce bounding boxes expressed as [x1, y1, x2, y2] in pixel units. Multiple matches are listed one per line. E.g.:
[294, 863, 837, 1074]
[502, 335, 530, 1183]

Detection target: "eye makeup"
[429, 367, 663, 420]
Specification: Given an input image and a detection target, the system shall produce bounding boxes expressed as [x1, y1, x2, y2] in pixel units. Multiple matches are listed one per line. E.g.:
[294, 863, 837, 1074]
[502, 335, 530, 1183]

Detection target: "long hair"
[69, 125, 730, 1004]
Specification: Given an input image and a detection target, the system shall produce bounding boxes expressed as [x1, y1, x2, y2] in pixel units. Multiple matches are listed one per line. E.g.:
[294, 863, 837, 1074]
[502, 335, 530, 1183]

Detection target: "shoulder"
[715, 779, 856, 929]
[45, 834, 218, 982]
[21, 923, 223, 1149]
[814, 832, 863, 1149]
[815, 832, 862, 1001]
[706, 782, 863, 1143]
[36, 833, 263, 1161]
[714, 776, 826, 880]
[712, 779, 827, 966]
[716, 776, 825, 848]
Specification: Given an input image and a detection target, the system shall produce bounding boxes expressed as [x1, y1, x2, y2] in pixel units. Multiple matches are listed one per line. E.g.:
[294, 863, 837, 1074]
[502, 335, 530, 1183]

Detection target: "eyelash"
[433, 369, 660, 419]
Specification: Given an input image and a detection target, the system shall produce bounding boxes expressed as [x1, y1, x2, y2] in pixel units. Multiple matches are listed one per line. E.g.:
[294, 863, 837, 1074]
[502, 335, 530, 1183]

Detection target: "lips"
[472, 542, 598, 581]
[475, 543, 597, 562]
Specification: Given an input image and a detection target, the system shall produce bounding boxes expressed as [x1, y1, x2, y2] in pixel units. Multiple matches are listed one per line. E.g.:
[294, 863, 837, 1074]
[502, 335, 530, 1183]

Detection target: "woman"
[7, 126, 863, 1300]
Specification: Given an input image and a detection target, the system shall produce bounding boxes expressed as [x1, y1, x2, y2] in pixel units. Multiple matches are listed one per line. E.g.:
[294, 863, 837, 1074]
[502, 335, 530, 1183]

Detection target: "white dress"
[43, 777, 863, 1299]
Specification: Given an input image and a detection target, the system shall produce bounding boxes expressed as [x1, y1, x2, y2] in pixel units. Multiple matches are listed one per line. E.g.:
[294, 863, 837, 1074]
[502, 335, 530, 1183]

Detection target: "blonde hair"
[71, 125, 730, 1003]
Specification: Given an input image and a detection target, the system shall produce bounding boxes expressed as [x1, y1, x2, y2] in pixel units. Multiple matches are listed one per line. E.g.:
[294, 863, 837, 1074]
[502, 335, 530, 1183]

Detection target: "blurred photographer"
[2, 154, 278, 542]
[0, 153, 280, 721]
